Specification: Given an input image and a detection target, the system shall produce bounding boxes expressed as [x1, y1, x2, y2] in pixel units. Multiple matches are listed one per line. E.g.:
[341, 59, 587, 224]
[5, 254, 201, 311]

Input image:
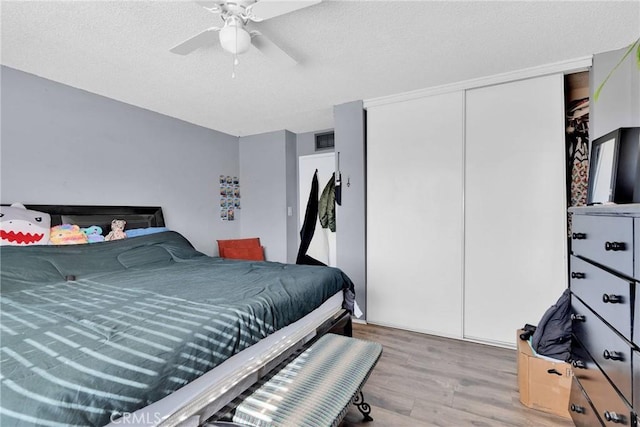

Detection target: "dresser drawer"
[571, 297, 632, 403]
[569, 376, 604, 427]
[571, 338, 633, 425]
[635, 350, 640, 411]
[570, 255, 632, 341]
[571, 214, 633, 278]
[636, 284, 640, 345]
[635, 218, 640, 281]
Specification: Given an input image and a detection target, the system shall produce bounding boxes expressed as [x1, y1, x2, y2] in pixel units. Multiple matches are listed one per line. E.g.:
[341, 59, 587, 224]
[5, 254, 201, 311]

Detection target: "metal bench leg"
[353, 390, 373, 422]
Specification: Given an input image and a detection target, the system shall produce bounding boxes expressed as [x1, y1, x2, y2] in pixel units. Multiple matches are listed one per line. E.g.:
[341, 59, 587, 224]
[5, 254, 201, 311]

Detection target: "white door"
[464, 74, 568, 346]
[298, 153, 336, 266]
[367, 91, 464, 338]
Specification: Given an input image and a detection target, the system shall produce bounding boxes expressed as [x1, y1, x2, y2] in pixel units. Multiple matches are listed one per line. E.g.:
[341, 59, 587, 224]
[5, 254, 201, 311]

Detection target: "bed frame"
[24, 204, 165, 232]
[14, 204, 351, 426]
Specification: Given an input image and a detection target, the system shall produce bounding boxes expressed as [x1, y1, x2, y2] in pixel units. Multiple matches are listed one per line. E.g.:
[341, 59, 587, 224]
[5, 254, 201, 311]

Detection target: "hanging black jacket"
[296, 170, 326, 266]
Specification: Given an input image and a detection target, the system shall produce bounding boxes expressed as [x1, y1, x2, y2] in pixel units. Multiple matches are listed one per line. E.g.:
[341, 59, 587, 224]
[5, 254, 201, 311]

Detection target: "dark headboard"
[23, 205, 165, 235]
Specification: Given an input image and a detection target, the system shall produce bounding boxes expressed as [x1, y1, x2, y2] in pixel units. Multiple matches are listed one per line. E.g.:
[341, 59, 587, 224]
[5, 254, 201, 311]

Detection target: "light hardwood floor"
[341, 323, 574, 427]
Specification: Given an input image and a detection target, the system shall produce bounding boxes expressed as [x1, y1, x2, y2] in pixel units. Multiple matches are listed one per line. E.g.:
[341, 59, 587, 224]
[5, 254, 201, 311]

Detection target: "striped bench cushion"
[231, 333, 382, 427]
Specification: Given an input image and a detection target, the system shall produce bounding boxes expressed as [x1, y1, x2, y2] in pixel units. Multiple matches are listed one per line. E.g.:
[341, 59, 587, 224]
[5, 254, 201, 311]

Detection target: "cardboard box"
[517, 329, 572, 419]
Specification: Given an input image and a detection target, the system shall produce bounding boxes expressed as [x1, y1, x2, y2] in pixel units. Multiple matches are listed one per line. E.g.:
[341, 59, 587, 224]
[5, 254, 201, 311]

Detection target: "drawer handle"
[571, 272, 586, 279]
[572, 232, 587, 240]
[603, 411, 625, 424]
[572, 359, 586, 369]
[570, 403, 585, 414]
[602, 294, 623, 304]
[571, 313, 586, 322]
[604, 241, 627, 251]
[602, 349, 624, 361]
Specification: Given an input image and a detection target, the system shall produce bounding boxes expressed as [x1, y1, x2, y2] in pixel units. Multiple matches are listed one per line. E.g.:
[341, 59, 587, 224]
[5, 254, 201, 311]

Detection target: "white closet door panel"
[367, 91, 463, 337]
[464, 74, 568, 346]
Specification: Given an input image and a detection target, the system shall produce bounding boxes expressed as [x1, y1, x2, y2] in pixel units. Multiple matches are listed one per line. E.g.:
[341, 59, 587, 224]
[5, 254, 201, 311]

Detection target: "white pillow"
[0, 203, 51, 246]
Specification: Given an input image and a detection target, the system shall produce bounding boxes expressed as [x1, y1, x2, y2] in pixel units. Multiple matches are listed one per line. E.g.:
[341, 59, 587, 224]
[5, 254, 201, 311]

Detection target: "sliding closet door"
[367, 92, 463, 337]
[464, 74, 567, 346]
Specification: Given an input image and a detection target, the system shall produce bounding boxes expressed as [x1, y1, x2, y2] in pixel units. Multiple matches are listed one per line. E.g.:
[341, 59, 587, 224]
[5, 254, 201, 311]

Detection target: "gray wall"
[0, 66, 239, 255]
[239, 130, 297, 263]
[591, 45, 640, 139]
[334, 101, 367, 317]
[285, 131, 299, 263]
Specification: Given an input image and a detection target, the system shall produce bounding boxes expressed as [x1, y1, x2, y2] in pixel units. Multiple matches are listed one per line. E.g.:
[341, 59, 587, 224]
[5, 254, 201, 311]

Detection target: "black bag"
[531, 289, 572, 361]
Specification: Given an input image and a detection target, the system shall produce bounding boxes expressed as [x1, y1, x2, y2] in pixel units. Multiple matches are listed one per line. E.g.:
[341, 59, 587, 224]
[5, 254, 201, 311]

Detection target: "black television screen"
[587, 127, 640, 204]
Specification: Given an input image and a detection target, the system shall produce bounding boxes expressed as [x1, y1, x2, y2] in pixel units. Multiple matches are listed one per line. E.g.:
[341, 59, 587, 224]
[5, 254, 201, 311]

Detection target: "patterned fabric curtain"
[567, 97, 589, 235]
[570, 135, 589, 206]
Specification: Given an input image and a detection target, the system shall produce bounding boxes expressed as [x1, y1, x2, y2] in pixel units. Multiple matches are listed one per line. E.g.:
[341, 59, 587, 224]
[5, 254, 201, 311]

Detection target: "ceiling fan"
[170, 0, 321, 75]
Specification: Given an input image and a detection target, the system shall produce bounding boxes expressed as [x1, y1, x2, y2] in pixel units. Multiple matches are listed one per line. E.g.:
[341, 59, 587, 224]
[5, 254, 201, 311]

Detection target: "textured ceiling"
[1, 1, 639, 137]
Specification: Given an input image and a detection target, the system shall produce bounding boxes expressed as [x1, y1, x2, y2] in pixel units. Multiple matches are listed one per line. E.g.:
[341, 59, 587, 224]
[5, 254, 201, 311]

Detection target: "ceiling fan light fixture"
[219, 20, 251, 55]
[170, 0, 313, 71]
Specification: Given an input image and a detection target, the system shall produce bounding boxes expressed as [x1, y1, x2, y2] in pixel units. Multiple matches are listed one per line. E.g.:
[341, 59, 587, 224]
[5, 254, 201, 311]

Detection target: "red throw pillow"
[222, 246, 265, 261]
[217, 238, 261, 257]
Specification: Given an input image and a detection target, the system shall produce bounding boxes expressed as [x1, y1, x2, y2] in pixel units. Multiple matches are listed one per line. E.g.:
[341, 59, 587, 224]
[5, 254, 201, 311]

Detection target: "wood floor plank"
[410, 400, 516, 427]
[341, 323, 574, 427]
[342, 405, 433, 427]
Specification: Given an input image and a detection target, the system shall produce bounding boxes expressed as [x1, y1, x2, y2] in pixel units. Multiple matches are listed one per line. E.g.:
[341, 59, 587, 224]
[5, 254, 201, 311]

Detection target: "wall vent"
[315, 132, 335, 151]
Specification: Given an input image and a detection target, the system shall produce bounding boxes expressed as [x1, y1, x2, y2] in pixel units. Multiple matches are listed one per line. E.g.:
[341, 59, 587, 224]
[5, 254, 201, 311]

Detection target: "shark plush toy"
[0, 203, 51, 246]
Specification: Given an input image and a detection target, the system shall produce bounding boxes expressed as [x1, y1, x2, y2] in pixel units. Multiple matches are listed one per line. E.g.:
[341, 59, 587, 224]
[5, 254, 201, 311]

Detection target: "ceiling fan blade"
[194, 1, 223, 13]
[249, 0, 321, 21]
[250, 31, 297, 67]
[170, 27, 221, 55]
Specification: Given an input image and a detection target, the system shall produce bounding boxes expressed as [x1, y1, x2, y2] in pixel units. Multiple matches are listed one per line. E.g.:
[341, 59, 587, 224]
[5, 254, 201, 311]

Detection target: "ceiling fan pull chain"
[232, 56, 236, 79]
[232, 23, 239, 78]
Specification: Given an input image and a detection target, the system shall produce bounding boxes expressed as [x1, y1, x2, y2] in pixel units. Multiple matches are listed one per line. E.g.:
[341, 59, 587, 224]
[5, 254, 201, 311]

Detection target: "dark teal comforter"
[0, 232, 353, 426]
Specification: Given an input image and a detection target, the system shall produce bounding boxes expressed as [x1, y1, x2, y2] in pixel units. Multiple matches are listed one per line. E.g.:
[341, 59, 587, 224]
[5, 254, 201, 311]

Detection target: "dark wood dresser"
[568, 204, 639, 426]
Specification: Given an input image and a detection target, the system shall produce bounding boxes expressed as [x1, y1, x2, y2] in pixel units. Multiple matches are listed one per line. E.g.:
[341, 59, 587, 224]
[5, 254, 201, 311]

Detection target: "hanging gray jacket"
[319, 174, 336, 232]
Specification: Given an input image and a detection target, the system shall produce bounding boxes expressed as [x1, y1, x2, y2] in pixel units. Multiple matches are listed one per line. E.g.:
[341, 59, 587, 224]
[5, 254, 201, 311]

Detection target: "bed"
[0, 205, 354, 426]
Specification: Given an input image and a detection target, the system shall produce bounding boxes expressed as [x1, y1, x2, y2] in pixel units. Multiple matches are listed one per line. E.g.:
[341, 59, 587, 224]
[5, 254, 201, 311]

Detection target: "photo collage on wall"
[220, 175, 240, 221]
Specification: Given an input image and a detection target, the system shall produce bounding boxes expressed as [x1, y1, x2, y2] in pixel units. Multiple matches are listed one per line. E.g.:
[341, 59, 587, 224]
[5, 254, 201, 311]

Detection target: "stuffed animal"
[81, 225, 105, 243]
[105, 219, 127, 241]
[50, 224, 89, 245]
[0, 203, 51, 246]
